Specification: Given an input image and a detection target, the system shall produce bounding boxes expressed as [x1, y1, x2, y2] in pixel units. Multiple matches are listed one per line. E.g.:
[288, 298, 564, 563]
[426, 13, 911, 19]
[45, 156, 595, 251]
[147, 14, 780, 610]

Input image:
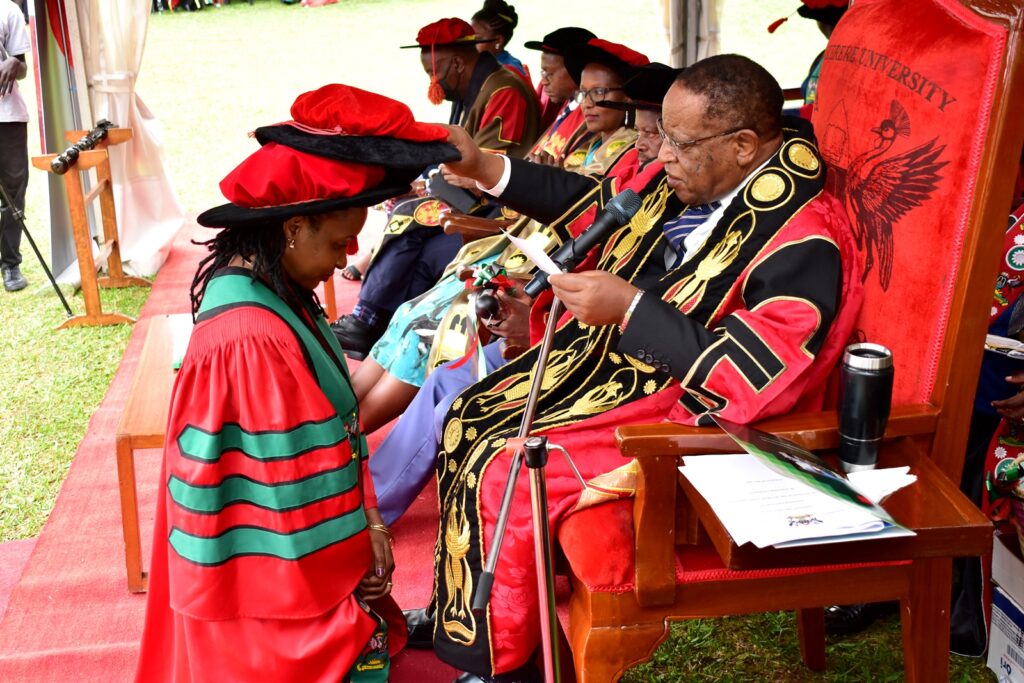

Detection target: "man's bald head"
[674, 54, 783, 139]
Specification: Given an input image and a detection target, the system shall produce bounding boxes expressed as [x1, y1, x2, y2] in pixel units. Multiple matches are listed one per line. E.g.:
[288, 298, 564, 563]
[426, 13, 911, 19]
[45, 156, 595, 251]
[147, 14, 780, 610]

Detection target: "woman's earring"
[288, 238, 296, 249]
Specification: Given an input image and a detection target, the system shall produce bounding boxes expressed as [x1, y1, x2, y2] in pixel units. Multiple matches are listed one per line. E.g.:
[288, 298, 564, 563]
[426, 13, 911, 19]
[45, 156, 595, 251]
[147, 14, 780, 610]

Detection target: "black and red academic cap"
[564, 38, 650, 86]
[523, 27, 596, 55]
[400, 18, 497, 104]
[597, 62, 681, 113]
[400, 17, 496, 49]
[197, 84, 460, 229]
[769, 0, 848, 33]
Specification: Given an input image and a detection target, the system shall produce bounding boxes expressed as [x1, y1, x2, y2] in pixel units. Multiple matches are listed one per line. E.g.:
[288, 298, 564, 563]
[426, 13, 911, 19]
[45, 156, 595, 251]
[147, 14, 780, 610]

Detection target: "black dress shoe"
[825, 601, 898, 636]
[403, 607, 435, 649]
[330, 314, 385, 360]
[452, 661, 543, 683]
[2, 265, 27, 292]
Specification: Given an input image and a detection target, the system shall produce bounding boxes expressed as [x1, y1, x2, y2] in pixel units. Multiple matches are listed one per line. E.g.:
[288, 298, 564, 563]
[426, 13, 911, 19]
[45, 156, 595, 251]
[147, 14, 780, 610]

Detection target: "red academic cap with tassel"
[768, 0, 848, 33]
[401, 18, 497, 105]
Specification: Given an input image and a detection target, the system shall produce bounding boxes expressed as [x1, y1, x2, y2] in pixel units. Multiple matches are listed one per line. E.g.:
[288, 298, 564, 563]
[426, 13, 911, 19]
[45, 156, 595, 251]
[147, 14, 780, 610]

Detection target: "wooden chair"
[556, 0, 1024, 680]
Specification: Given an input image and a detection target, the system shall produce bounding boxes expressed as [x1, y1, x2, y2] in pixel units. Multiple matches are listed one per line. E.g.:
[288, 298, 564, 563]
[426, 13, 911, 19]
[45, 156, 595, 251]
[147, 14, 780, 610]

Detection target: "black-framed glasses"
[573, 87, 625, 105]
[656, 117, 744, 154]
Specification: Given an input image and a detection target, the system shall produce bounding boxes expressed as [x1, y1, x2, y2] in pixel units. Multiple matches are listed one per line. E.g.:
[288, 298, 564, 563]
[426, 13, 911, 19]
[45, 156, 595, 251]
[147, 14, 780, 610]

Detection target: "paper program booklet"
[678, 417, 915, 549]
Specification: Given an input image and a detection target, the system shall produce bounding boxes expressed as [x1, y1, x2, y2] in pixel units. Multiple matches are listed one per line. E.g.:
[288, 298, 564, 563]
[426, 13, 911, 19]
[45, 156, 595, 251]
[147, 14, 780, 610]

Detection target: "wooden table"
[115, 314, 190, 592]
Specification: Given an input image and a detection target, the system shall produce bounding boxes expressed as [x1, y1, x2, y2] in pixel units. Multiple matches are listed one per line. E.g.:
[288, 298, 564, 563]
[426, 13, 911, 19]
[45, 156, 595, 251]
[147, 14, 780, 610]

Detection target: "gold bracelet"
[367, 523, 394, 543]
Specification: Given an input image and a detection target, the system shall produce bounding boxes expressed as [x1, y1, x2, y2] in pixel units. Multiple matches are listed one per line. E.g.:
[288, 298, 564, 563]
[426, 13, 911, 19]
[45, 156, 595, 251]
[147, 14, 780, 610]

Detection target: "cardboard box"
[989, 587, 1024, 682]
[994, 532, 1024, 609]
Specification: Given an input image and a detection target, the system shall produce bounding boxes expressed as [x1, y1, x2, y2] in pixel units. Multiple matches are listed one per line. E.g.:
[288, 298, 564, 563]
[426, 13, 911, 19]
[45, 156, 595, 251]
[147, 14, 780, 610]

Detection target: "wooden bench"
[115, 314, 191, 593]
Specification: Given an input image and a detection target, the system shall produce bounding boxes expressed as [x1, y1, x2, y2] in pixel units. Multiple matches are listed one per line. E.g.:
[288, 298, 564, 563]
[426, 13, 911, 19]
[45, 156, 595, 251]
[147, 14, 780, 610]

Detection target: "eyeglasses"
[573, 87, 625, 105]
[539, 67, 563, 80]
[656, 118, 744, 154]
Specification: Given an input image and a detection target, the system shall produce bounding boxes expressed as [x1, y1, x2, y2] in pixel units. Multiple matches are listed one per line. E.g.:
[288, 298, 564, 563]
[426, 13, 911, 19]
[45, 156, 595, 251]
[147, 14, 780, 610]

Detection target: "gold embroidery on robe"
[442, 492, 476, 644]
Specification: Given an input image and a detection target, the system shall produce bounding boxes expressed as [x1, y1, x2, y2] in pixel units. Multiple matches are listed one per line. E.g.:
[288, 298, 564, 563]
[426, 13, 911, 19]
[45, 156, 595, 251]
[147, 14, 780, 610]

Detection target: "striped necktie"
[663, 202, 721, 260]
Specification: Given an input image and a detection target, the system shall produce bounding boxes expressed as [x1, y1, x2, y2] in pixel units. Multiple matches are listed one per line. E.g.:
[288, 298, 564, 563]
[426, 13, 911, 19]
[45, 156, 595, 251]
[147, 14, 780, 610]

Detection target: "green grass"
[0, 280, 148, 541]
[622, 612, 993, 682]
[0, 0, 996, 680]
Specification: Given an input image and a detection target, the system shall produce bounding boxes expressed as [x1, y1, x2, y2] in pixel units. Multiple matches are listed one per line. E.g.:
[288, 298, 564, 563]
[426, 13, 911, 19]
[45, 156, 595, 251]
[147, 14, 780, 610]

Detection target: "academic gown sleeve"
[499, 157, 601, 224]
[619, 233, 843, 425]
[474, 86, 532, 154]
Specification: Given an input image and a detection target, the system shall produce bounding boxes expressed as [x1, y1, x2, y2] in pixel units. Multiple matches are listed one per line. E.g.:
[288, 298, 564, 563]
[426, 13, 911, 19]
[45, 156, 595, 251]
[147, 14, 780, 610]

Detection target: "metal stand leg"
[472, 298, 566, 683]
[0, 180, 74, 317]
[524, 436, 561, 683]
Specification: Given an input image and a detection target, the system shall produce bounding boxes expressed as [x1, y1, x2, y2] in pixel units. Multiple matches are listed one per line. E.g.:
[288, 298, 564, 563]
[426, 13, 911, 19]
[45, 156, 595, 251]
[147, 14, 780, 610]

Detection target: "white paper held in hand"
[501, 229, 562, 276]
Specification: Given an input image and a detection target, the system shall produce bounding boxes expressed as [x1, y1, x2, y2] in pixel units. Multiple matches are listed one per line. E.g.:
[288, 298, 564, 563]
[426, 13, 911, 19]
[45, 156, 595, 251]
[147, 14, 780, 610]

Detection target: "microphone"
[522, 189, 643, 298]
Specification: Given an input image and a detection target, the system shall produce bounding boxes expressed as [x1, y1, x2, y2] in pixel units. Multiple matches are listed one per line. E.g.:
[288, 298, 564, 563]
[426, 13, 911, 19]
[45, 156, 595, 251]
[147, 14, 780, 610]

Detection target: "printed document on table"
[681, 453, 915, 548]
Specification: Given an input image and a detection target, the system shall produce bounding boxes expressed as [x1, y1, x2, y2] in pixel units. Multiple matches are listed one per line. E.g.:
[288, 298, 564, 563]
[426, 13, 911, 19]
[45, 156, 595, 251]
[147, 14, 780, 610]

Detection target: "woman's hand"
[485, 286, 533, 349]
[993, 372, 1024, 422]
[357, 508, 394, 600]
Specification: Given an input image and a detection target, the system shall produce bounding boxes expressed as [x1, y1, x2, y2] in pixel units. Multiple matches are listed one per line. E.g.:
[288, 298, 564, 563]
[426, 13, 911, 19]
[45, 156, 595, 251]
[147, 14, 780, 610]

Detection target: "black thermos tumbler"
[838, 343, 894, 473]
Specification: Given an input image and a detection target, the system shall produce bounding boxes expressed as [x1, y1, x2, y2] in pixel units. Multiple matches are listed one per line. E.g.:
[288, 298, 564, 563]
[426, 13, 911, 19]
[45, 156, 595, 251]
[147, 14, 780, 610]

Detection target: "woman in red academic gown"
[134, 84, 459, 683]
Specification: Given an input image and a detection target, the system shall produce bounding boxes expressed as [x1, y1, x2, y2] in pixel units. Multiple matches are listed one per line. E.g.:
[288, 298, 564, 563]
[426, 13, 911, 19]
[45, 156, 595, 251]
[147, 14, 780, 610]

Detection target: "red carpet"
[0, 219, 458, 681]
[0, 538, 36, 622]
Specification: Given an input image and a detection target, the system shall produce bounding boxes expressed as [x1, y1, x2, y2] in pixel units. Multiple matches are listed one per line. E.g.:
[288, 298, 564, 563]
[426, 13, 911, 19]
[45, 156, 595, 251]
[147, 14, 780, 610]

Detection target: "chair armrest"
[625, 403, 939, 606]
[441, 214, 514, 239]
[617, 403, 940, 458]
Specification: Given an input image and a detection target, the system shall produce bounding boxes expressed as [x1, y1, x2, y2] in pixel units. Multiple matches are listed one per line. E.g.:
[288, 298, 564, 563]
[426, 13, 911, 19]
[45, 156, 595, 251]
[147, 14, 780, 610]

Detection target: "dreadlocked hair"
[472, 0, 518, 41]
[189, 218, 324, 321]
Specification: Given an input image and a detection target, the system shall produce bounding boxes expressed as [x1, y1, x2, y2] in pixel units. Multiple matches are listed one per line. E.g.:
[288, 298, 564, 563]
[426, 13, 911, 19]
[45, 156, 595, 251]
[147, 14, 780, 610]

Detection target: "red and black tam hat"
[768, 0, 848, 33]
[596, 62, 681, 113]
[400, 17, 496, 105]
[563, 38, 650, 87]
[523, 27, 596, 55]
[197, 84, 460, 229]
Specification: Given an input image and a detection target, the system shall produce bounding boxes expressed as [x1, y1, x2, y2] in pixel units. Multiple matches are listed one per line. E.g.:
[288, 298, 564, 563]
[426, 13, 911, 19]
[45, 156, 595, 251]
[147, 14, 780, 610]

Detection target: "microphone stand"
[472, 296, 588, 683]
[0, 180, 73, 318]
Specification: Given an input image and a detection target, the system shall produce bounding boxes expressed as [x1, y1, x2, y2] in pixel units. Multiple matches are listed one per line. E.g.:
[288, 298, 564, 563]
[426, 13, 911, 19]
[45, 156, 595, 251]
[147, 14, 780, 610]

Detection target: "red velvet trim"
[288, 84, 449, 143]
[219, 142, 385, 209]
[585, 38, 650, 67]
[479, 87, 529, 145]
[414, 17, 476, 46]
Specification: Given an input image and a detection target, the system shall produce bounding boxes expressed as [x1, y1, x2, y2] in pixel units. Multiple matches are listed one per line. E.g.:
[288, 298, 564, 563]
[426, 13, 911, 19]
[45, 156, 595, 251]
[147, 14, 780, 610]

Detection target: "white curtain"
[75, 1, 183, 277]
[664, 0, 720, 67]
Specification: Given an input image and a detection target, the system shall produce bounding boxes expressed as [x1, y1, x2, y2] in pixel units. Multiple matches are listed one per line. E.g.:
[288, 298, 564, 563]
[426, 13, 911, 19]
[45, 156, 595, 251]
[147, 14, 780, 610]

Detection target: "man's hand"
[548, 271, 639, 327]
[484, 286, 532, 348]
[993, 372, 1024, 422]
[440, 124, 505, 188]
[441, 169, 482, 192]
[0, 57, 21, 98]
[357, 508, 394, 600]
